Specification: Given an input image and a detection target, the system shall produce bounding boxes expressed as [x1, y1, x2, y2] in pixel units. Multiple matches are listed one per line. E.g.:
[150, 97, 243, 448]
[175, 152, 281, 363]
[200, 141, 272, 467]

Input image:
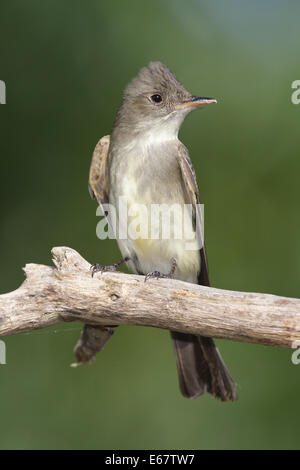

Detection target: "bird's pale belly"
[109, 158, 200, 283]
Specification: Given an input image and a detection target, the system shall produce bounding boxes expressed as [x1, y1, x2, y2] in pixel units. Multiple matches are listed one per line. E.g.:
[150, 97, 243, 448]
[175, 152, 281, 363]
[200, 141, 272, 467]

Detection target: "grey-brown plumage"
[89, 62, 237, 401]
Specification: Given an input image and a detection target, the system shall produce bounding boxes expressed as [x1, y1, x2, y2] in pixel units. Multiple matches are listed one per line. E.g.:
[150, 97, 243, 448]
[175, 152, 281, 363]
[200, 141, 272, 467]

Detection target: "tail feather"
[171, 332, 237, 401]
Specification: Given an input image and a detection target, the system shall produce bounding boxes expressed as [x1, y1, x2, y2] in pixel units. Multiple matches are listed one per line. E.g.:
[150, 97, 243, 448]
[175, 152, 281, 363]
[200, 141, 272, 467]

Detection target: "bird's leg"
[144, 258, 177, 282]
[90, 256, 130, 277]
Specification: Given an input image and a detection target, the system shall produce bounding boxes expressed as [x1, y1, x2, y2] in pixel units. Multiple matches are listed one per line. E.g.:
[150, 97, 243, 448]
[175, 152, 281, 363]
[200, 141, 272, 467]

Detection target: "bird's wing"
[175, 145, 237, 402]
[88, 135, 110, 206]
[87, 135, 118, 359]
[177, 142, 210, 286]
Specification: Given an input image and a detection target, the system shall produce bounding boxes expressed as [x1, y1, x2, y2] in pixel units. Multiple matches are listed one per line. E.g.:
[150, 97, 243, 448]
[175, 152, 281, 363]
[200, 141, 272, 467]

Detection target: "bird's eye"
[151, 94, 162, 103]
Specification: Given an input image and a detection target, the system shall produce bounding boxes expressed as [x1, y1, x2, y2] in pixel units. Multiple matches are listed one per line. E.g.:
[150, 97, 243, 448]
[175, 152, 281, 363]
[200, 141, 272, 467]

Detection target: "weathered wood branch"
[0, 247, 299, 364]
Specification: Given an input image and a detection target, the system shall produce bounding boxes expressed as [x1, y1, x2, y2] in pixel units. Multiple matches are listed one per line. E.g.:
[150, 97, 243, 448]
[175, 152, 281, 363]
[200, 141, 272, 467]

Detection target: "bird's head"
[114, 62, 216, 139]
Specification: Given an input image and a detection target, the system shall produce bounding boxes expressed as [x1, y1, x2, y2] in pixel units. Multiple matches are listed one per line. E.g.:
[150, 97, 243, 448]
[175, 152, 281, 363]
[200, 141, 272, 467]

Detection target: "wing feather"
[177, 143, 210, 286]
[88, 135, 110, 206]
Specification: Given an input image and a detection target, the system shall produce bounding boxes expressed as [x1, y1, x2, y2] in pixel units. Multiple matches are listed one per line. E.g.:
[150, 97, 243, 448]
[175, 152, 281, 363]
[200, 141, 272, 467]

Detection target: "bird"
[89, 62, 237, 401]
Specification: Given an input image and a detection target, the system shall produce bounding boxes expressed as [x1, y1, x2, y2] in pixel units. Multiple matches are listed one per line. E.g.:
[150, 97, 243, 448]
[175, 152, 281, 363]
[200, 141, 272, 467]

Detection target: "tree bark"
[0, 246, 299, 364]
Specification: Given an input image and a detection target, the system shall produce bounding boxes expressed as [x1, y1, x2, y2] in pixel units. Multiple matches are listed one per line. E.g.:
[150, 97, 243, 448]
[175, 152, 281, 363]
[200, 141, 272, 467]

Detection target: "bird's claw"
[90, 263, 117, 277]
[144, 258, 177, 282]
[144, 270, 174, 282]
[90, 257, 130, 277]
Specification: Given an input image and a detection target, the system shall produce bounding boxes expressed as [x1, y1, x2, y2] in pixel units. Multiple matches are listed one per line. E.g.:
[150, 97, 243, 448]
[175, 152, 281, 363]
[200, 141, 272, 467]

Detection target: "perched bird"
[89, 62, 237, 401]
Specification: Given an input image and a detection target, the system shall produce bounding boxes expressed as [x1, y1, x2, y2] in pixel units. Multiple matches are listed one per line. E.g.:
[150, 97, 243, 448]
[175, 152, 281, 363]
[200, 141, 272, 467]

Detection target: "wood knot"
[110, 294, 120, 301]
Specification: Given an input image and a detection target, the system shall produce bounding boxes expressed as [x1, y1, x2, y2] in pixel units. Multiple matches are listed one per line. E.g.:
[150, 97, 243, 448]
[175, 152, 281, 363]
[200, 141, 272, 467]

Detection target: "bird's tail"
[171, 331, 237, 401]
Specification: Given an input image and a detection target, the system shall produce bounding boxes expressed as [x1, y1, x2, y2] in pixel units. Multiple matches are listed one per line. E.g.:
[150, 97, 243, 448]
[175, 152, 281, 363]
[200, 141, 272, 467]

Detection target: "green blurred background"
[0, 0, 300, 450]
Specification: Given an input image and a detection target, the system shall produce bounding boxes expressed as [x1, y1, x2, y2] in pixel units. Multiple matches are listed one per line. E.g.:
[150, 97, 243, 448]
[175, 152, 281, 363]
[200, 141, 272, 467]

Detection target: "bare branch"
[0, 247, 299, 362]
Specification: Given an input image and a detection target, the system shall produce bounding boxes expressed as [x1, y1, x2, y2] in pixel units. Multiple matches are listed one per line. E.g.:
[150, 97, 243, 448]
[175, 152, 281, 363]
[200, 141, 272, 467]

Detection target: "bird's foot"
[144, 271, 172, 282]
[90, 263, 117, 277]
[90, 257, 130, 277]
[144, 258, 177, 282]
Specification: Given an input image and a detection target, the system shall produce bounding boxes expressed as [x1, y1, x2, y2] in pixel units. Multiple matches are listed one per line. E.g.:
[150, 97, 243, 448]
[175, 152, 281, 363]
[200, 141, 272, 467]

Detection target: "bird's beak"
[181, 96, 217, 108]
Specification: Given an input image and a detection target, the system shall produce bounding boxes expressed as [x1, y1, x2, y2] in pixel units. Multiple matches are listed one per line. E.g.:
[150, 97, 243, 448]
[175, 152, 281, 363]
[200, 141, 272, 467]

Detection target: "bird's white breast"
[109, 135, 200, 283]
